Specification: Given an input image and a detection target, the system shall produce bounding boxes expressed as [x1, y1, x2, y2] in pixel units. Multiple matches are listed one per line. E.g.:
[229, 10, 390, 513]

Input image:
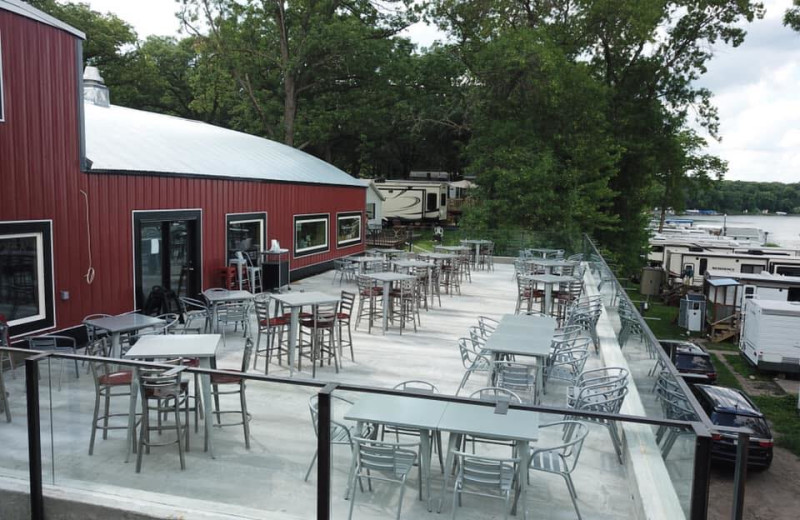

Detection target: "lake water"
[687, 214, 800, 249]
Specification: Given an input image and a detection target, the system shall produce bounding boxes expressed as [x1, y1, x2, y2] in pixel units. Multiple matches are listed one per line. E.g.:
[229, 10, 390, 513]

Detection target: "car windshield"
[675, 354, 714, 372]
[712, 412, 771, 438]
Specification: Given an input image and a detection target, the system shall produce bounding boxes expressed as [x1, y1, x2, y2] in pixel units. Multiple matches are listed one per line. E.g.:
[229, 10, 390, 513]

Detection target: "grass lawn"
[723, 353, 773, 382]
[710, 340, 739, 352]
[712, 353, 743, 391]
[751, 395, 800, 456]
[624, 287, 697, 340]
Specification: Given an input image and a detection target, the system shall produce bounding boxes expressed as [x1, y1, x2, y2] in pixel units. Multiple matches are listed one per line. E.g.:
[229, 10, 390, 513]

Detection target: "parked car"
[693, 384, 773, 469]
[658, 340, 717, 383]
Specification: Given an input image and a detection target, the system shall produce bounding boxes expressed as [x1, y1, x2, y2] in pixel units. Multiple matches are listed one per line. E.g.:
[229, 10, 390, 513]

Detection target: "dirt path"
[708, 446, 800, 520]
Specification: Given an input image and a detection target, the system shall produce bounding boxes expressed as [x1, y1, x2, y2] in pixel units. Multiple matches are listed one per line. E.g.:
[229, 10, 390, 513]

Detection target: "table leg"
[381, 281, 391, 334]
[544, 283, 553, 316]
[288, 307, 300, 376]
[212, 302, 220, 333]
[535, 361, 544, 405]
[125, 366, 139, 463]
[199, 357, 215, 458]
[475, 244, 480, 269]
[438, 432, 461, 513]
[110, 332, 121, 359]
[420, 429, 432, 510]
[511, 439, 529, 519]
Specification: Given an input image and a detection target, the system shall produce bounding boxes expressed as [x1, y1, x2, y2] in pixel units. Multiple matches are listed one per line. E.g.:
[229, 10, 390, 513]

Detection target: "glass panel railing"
[37, 354, 323, 518]
[332, 386, 696, 520]
[0, 348, 34, 484]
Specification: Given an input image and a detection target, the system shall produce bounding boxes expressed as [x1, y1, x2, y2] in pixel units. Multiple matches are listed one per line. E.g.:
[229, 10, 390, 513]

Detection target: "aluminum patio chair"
[455, 339, 493, 395]
[211, 338, 254, 448]
[136, 362, 190, 473]
[27, 335, 79, 390]
[305, 394, 373, 482]
[88, 337, 137, 455]
[298, 301, 339, 377]
[338, 291, 356, 361]
[450, 451, 518, 520]
[347, 438, 420, 520]
[216, 301, 251, 348]
[380, 381, 444, 471]
[544, 337, 592, 391]
[529, 421, 590, 520]
[355, 275, 382, 333]
[567, 386, 628, 464]
[178, 297, 210, 334]
[236, 250, 262, 293]
[252, 293, 288, 373]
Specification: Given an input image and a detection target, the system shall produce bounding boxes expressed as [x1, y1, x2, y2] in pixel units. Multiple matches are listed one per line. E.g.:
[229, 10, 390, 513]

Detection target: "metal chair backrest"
[83, 314, 112, 342]
[454, 451, 518, 491]
[469, 387, 522, 404]
[352, 437, 419, 477]
[457, 338, 491, 370]
[254, 297, 271, 326]
[139, 363, 185, 400]
[339, 291, 355, 315]
[393, 380, 438, 394]
[155, 313, 180, 333]
[308, 394, 355, 440]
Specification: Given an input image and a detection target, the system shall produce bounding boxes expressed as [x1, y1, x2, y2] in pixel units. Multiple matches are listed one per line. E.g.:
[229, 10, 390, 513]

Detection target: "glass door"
[134, 211, 201, 311]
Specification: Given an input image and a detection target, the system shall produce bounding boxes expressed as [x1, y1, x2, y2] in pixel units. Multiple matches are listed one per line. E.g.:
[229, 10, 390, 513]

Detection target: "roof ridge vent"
[83, 66, 110, 107]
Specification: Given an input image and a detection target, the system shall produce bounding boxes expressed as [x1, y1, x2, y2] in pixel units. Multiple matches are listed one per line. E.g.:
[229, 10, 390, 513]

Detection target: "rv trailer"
[375, 180, 448, 222]
[740, 299, 800, 373]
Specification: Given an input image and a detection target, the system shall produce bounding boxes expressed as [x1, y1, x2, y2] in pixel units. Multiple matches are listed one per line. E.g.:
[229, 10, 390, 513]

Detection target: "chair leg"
[89, 391, 101, 455]
[304, 450, 318, 482]
[240, 383, 250, 449]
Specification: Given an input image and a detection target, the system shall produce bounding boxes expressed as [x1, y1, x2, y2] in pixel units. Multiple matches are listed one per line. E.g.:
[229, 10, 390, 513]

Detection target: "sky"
[83, 0, 799, 184]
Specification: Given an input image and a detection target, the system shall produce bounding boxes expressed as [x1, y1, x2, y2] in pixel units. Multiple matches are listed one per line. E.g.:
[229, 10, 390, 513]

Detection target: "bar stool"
[88, 337, 137, 455]
[355, 275, 382, 333]
[253, 294, 289, 373]
[337, 291, 356, 361]
[299, 302, 339, 377]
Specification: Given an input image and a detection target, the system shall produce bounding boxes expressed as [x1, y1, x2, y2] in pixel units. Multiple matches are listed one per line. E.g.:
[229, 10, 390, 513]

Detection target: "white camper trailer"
[740, 299, 800, 373]
[375, 180, 448, 222]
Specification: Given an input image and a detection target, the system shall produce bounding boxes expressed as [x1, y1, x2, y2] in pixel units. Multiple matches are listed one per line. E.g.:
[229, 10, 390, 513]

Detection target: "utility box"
[641, 267, 665, 296]
[260, 249, 289, 292]
[679, 294, 706, 332]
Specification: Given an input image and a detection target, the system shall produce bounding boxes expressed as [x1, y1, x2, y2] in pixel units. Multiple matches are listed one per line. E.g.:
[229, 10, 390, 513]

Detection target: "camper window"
[0, 221, 54, 335]
[740, 264, 763, 274]
[440, 193, 446, 206]
[366, 203, 376, 220]
[426, 193, 437, 212]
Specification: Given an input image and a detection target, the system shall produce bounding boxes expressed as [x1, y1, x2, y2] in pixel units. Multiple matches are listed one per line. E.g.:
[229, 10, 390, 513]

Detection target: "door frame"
[132, 209, 203, 310]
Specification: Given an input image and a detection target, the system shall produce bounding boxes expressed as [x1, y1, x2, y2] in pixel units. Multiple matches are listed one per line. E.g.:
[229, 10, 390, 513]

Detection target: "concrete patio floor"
[0, 262, 688, 519]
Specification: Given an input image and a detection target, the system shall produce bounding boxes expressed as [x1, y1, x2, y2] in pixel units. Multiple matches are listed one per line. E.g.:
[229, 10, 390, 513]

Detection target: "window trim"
[293, 213, 330, 258]
[225, 212, 267, 261]
[336, 211, 363, 249]
[0, 220, 55, 337]
[0, 31, 5, 122]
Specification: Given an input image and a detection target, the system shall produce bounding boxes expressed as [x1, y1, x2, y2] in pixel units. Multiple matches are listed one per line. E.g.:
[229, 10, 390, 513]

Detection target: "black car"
[693, 384, 773, 469]
[658, 340, 717, 384]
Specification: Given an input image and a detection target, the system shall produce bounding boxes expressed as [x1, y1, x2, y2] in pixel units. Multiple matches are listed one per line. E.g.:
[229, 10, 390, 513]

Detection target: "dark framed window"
[740, 264, 764, 274]
[0, 32, 5, 122]
[336, 212, 362, 248]
[294, 214, 329, 257]
[0, 221, 55, 336]
[366, 203, 376, 220]
[226, 213, 266, 261]
[426, 193, 437, 212]
[440, 193, 447, 206]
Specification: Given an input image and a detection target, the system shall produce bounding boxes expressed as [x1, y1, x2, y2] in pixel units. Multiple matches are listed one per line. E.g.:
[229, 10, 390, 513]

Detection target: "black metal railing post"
[690, 432, 713, 520]
[317, 383, 337, 520]
[26, 355, 46, 520]
[732, 432, 750, 520]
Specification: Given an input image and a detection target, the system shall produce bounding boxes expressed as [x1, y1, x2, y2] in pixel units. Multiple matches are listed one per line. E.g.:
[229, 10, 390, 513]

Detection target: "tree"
[786, 0, 800, 31]
[178, 0, 419, 148]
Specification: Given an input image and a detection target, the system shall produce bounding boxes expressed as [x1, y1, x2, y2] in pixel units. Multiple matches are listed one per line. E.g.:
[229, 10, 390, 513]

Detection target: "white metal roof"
[360, 179, 386, 201]
[0, 0, 85, 39]
[83, 103, 363, 188]
[746, 299, 800, 316]
[706, 269, 800, 285]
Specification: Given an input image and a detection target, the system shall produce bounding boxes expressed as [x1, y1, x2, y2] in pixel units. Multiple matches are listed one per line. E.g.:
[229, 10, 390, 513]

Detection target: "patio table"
[524, 248, 563, 259]
[345, 394, 449, 511]
[83, 313, 166, 358]
[365, 272, 417, 333]
[460, 239, 492, 266]
[370, 248, 406, 259]
[202, 289, 254, 333]
[483, 314, 557, 403]
[418, 252, 456, 263]
[433, 245, 469, 253]
[124, 334, 221, 462]
[523, 258, 577, 275]
[521, 274, 577, 315]
[437, 402, 539, 517]
[347, 256, 384, 274]
[393, 260, 435, 307]
[271, 291, 341, 376]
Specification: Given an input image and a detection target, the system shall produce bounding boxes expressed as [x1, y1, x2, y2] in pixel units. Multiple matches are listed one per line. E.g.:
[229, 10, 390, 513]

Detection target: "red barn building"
[0, 0, 365, 339]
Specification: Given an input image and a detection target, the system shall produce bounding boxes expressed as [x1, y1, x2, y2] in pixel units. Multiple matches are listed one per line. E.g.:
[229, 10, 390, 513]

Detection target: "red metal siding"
[0, 11, 365, 335]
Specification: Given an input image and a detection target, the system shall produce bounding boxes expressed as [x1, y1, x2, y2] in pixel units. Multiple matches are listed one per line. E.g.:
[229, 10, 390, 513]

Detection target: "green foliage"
[786, 0, 800, 31]
[685, 180, 800, 214]
[712, 353, 744, 390]
[751, 395, 800, 456]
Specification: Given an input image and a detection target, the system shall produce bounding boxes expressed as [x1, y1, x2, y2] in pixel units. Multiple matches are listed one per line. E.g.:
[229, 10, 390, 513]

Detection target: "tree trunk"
[275, 0, 296, 146]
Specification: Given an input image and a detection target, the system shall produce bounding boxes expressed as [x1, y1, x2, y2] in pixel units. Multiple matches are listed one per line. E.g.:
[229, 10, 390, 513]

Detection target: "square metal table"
[271, 291, 341, 375]
[345, 394, 449, 510]
[437, 402, 539, 518]
[202, 289, 254, 333]
[484, 314, 557, 403]
[83, 313, 166, 358]
[365, 272, 417, 333]
[521, 274, 577, 315]
[124, 334, 221, 461]
[524, 248, 563, 259]
[347, 256, 384, 274]
[523, 258, 577, 274]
